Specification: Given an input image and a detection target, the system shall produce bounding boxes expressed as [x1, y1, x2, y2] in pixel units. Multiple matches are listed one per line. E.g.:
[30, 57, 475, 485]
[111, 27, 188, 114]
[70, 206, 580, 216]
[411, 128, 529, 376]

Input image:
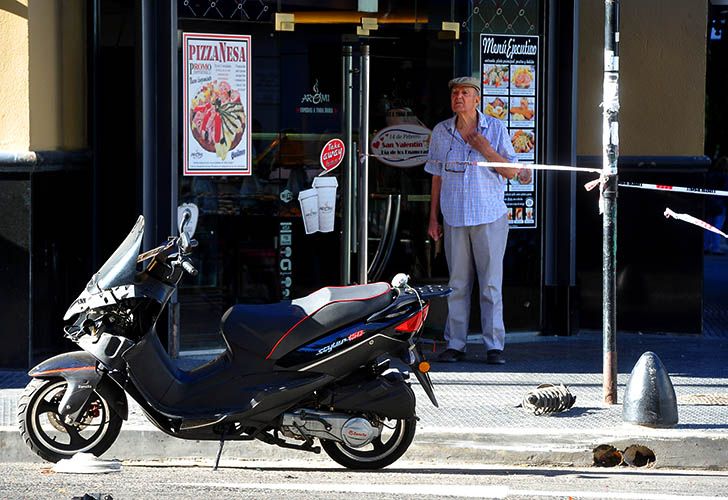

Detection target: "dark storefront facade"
[1, 0, 713, 369]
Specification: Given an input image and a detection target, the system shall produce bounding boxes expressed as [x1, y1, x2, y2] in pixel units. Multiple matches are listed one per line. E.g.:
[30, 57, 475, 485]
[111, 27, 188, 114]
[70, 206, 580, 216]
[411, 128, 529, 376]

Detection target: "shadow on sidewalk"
[208, 463, 728, 478]
[421, 331, 728, 379]
[2, 333, 727, 389]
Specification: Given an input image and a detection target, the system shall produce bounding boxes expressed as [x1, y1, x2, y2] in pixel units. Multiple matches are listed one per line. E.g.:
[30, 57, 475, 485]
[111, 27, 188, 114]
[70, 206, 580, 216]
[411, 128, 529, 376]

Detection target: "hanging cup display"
[298, 188, 319, 234]
[312, 176, 338, 233]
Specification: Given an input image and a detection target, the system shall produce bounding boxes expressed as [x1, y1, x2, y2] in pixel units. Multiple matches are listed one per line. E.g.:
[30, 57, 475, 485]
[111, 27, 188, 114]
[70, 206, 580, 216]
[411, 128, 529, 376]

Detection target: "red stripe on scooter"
[34, 366, 95, 376]
[265, 286, 391, 360]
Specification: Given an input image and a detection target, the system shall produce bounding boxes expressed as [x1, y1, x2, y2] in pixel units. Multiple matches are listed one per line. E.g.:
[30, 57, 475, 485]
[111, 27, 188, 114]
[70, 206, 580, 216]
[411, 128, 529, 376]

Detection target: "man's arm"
[428, 175, 443, 241]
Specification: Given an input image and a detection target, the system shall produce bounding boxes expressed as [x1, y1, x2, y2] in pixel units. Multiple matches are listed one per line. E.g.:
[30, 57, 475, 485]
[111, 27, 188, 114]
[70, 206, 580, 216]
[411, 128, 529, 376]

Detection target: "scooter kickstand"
[213, 432, 225, 471]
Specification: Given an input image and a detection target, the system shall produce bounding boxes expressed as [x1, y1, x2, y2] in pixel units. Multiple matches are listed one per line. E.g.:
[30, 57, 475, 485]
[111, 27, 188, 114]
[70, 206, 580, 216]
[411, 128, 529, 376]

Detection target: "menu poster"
[481, 34, 539, 228]
[183, 33, 252, 176]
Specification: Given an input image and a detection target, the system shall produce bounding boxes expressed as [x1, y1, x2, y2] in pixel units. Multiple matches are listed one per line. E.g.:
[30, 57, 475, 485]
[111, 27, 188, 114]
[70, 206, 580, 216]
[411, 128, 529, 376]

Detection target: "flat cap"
[448, 76, 481, 93]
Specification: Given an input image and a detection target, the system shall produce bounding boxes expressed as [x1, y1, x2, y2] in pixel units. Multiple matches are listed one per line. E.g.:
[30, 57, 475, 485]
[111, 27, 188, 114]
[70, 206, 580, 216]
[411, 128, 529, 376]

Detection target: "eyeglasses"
[444, 159, 469, 173]
[442, 131, 472, 174]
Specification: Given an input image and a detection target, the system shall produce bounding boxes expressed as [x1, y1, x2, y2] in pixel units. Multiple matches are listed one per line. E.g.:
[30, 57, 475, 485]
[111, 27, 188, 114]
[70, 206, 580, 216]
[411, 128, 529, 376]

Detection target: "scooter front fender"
[29, 351, 128, 421]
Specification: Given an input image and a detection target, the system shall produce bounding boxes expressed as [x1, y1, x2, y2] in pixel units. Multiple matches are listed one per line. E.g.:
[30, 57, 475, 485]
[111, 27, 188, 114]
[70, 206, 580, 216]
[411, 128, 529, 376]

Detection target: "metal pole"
[341, 46, 353, 285]
[358, 45, 370, 284]
[166, 1, 180, 358]
[602, 0, 620, 405]
[139, 0, 158, 252]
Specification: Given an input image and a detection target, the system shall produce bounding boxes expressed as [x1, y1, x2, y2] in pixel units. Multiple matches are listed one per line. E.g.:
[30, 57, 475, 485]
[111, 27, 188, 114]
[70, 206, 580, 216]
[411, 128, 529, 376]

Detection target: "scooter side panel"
[276, 317, 410, 370]
[265, 291, 394, 360]
[318, 371, 416, 419]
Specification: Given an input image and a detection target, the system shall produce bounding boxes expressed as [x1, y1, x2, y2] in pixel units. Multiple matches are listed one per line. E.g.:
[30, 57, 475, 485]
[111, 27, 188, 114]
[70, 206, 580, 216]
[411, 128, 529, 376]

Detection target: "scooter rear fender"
[29, 351, 128, 421]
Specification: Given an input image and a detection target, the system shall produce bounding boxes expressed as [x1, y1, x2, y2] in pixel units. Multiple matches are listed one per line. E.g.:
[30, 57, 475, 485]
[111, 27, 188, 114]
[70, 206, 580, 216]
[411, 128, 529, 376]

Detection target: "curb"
[3, 427, 727, 470]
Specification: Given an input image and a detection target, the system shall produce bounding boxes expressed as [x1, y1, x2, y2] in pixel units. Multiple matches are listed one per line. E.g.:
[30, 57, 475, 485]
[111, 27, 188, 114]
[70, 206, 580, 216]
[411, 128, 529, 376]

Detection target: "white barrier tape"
[363, 154, 607, 175]
[586, 179, 728, 198]
[619, 181, 728, 198]
[664, 208, 728, 239]
[459, 161, 604, 174]
[584, 178, 602, 192]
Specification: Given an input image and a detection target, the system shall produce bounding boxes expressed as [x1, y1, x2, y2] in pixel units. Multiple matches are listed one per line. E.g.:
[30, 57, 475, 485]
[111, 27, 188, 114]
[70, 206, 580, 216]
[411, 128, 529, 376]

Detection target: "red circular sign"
[320, 139, 345, 172]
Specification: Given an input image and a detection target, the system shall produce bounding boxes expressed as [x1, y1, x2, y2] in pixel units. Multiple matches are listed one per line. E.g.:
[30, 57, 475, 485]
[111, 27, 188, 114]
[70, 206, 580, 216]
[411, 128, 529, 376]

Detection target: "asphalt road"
[2, 459, 728, 499]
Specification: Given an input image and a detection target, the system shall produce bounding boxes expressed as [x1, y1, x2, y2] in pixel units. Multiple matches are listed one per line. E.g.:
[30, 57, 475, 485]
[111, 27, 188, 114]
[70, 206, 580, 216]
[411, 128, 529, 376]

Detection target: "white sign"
[481, 34, 540, 229]
[370, 124, 432, 168]
[183, 33, 252, 176]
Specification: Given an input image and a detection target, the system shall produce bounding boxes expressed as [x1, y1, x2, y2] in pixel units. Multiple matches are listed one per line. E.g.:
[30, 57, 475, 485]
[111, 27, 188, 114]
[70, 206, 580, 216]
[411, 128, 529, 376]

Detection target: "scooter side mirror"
[177, 203, 199, 240]
[391, 273, 410, 288]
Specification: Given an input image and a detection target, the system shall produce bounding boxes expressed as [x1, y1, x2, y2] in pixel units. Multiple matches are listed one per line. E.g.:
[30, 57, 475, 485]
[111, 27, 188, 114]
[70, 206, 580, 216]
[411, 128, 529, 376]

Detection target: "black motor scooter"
[18, 204, 449, 469]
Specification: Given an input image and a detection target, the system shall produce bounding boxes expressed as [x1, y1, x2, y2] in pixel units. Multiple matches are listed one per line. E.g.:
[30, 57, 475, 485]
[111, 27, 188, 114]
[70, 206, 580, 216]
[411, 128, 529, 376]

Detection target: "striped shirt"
[425, 111, 517, 227]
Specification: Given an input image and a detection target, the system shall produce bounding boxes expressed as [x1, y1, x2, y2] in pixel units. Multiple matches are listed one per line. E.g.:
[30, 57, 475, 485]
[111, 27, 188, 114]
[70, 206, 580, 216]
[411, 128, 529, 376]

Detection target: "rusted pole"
[602, 0, 620, 405]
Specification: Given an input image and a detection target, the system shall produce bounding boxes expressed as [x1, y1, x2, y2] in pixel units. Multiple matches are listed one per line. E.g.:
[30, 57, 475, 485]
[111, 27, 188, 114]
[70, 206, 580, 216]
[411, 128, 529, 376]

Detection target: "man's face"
[450, 85, 480, 114]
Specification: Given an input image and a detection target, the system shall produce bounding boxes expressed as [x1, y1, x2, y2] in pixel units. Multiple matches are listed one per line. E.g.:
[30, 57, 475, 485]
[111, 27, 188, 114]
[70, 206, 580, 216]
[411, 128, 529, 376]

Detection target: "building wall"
[0, 0, 86, 152]
[577, 0, 707, 156]
[0, 1, 30, 150]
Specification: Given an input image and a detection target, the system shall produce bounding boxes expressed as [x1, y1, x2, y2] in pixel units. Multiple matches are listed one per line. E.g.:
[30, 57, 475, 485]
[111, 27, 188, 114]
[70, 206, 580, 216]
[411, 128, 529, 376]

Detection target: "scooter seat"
[221, 282, 393, 361]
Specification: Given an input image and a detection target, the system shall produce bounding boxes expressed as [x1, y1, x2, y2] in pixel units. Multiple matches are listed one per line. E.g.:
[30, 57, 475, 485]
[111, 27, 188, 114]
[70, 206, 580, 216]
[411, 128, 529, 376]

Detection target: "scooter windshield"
[86, 215, 145, 292]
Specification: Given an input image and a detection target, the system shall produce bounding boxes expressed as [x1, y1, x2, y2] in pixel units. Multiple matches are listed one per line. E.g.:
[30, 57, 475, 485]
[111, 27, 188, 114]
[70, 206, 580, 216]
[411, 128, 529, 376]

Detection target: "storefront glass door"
[174, 1, 543, 352]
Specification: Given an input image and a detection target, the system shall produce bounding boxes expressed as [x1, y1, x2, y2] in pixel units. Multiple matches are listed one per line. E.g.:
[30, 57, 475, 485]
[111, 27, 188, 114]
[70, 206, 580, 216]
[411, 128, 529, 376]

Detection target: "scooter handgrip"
[182, 260, 198, 276]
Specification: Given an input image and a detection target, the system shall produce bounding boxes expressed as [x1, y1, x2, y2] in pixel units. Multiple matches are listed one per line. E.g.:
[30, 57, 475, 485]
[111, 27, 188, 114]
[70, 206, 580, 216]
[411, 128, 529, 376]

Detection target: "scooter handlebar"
[181, 259, 198, 277]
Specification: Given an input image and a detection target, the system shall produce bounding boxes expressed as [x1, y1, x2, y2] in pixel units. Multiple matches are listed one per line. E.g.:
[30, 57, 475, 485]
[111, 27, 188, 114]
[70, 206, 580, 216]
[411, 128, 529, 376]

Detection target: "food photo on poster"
[510, 65, 536, 93]
[484, 96, 509, 121]
[509, 165, 534, 189]
[183, 32, 252, 176]
[509, 96, 535, 124]
[514, 207, 524, 223]
[190, 80, 246, 161]
[525, 206, 534, 223]
[482, 64, 510, 93]
[511, 129, 535, 158]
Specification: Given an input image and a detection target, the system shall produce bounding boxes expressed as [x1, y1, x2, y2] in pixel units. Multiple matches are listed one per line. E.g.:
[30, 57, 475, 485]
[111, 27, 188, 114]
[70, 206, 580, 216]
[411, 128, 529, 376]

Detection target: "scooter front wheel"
[320, 417, 416, 470]
[17, 378, 123, 463]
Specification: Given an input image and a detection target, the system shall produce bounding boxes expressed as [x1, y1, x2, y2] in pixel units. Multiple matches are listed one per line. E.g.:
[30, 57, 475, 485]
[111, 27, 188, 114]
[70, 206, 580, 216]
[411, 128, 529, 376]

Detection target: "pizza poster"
[183, 33, 252, 176]
[480, 34, 539, 228]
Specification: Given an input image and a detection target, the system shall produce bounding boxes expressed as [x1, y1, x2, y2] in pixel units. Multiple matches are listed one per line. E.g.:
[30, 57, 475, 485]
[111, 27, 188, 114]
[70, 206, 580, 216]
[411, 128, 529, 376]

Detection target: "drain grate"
[679, 394, 728, 405]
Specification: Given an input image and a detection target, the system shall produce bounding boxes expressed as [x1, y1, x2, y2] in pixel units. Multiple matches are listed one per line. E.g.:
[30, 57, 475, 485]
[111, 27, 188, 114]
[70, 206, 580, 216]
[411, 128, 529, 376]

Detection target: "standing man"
[426, 76, 521, 364]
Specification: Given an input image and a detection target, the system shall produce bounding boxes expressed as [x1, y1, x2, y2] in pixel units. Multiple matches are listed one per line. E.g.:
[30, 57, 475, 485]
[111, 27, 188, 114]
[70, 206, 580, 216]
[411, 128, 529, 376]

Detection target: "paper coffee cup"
[312, 176, 338, 233]
[298, 188, 319, 234]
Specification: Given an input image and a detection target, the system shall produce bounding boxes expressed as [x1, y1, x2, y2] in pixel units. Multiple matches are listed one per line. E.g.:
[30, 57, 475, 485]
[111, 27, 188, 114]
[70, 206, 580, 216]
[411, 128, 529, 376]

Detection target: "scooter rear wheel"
[320, 417, 416, 469]
[17, 378, 123, 463]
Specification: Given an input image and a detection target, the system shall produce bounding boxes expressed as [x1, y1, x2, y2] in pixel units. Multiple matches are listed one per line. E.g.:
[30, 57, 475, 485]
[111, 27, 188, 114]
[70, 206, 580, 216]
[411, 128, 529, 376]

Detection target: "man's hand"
[428, 219, 443, 241]
[463, 129, 518, 179]
[493, 165, 519, 180]
[462, 129, 492, 157]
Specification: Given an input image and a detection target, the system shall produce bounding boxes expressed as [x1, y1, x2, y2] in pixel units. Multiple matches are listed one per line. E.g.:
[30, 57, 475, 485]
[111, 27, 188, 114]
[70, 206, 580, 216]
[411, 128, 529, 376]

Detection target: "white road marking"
[513, 490, 727, 500]
[177, 482, 508, 497]
[174, 482, 728, 499]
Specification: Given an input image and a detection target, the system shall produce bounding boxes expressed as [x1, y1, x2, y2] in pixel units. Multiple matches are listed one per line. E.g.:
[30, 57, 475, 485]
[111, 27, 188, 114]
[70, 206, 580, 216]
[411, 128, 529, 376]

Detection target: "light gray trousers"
[443, 214, 508, 352]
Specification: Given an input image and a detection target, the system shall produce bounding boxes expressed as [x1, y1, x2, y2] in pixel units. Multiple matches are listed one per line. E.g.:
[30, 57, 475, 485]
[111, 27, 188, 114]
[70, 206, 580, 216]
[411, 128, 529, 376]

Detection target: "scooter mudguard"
[28, 351, 128, 421]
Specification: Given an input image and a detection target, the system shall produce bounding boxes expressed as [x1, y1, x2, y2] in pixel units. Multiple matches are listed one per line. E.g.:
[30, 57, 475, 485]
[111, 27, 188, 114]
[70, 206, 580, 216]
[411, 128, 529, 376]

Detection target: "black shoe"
[486, 349, 506, 365]
[437, 348, 465, 363]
